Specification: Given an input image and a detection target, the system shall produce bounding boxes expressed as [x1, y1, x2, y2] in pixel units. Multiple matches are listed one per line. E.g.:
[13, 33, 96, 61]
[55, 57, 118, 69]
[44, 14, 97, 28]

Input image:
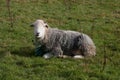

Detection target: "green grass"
[0, 0, 120, 80]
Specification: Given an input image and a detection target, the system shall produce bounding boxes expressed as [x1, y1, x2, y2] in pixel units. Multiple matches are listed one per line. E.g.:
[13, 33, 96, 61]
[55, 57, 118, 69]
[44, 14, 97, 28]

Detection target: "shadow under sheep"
[11, 47, 35, 57]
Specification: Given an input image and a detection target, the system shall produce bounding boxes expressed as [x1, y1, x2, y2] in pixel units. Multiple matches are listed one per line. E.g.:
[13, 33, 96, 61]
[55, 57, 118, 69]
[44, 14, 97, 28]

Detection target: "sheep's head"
[31, 19, 49, 39]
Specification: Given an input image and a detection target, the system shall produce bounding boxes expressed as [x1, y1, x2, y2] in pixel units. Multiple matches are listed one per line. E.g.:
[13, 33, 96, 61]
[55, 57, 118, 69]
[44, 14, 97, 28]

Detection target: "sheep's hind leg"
[73, 55, 84, 59]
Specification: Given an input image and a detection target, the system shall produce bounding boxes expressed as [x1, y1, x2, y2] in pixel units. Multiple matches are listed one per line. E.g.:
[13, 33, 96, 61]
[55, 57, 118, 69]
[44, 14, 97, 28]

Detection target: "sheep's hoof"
[73, 55, 84, 59]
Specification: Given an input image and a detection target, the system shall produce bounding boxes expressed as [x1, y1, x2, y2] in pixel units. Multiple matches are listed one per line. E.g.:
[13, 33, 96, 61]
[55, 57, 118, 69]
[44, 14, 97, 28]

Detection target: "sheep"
[30, 19, 96, 59]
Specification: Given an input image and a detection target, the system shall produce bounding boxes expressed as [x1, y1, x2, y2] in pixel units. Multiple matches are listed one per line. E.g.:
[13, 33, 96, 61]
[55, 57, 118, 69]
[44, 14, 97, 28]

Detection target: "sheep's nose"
[36, 33, 39, 36]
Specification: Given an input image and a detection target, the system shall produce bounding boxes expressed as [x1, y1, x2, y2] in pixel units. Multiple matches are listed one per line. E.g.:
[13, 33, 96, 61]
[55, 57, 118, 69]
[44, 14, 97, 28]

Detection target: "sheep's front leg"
[43, 53, 53, 59]
[52, 46, 63, 58]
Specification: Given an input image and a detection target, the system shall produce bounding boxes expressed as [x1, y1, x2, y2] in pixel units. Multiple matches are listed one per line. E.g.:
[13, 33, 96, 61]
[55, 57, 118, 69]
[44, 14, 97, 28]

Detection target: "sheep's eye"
[45, 25, 48, 28]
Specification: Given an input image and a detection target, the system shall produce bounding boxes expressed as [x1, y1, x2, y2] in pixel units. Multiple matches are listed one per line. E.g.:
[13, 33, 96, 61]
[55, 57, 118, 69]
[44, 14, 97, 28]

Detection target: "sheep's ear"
[30, 24, 34, 27]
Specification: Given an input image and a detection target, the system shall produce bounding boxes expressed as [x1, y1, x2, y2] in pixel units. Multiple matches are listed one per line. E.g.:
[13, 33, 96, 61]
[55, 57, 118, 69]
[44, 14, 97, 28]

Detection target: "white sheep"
[31, 19, 96, 59]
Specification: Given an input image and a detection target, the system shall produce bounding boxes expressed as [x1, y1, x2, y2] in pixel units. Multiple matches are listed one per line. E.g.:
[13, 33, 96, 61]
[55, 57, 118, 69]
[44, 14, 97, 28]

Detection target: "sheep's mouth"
[35, 36, 43, 41]
[35, 36, 41, 39]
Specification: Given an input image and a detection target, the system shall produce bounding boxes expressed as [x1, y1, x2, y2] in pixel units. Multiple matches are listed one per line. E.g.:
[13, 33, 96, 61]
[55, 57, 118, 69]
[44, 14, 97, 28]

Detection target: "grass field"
[0, 0, 120, 80]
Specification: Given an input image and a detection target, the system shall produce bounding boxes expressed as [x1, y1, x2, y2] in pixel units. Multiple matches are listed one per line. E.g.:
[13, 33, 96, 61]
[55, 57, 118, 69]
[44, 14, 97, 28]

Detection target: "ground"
[0, 0, 120, 80]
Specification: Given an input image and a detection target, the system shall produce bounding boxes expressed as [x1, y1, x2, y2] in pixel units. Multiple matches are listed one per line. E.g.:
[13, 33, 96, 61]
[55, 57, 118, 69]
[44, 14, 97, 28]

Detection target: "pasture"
[0, 0, 120, 80]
